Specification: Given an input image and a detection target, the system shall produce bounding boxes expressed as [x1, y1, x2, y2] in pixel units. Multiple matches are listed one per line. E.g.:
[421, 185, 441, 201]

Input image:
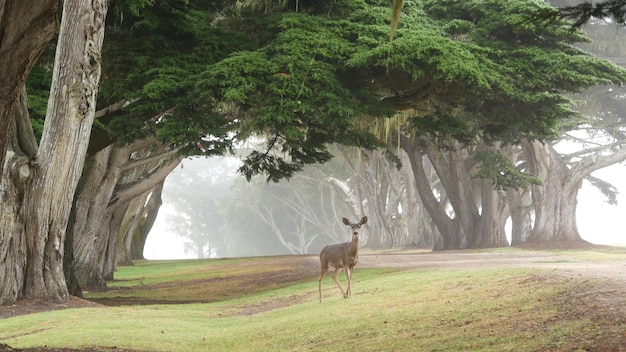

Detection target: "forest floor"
[1, 241, 626, 351]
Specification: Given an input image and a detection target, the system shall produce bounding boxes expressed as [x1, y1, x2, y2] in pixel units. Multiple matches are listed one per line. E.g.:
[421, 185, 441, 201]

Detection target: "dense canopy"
[26, 0, 626, 182]
[198, 0, 625, 179]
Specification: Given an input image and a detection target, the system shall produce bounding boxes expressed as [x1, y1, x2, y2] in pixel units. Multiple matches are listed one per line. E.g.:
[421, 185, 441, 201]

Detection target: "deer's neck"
[349, 235, 359, 254]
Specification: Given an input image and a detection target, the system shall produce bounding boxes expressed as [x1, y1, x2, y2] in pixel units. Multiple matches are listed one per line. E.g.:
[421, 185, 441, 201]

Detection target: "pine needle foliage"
[99, 0, 254, 155]
[472, 148, 543, 191]
[85, 0, 626, 182]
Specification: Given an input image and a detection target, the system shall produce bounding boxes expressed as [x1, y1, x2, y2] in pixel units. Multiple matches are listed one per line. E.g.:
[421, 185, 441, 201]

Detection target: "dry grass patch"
[86, 256, 318, 305]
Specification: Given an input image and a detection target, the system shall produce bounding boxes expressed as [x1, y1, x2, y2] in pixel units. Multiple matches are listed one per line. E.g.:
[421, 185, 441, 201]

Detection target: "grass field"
[0, 251, 624, 351]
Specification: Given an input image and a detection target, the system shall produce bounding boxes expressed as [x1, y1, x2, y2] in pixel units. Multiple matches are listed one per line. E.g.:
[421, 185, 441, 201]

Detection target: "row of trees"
[0, 0, 625, 305]
[167, 0, 626, 254]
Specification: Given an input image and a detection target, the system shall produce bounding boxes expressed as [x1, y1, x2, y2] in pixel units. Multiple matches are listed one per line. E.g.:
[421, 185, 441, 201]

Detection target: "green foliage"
[25, 61, 53, 141]
[472, 148, 543, 191]
[197, 0, 625, 184]
[199, 12, 386, 181]
[410, 112, 476, 147]
[28, 0, 626, 183]
[427, 0, 626, 142]
[99, 0, 254, 154]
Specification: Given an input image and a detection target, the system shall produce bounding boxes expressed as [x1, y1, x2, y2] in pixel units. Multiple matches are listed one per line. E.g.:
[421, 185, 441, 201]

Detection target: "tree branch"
[95, 98, 139, 119]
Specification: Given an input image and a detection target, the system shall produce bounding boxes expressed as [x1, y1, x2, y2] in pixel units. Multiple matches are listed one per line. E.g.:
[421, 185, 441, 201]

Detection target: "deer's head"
[342, 216, 368, 237]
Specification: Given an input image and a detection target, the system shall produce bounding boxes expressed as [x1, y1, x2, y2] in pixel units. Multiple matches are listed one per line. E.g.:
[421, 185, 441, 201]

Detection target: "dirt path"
[358, 250, 626, 282]
[2, 248, 626, 320]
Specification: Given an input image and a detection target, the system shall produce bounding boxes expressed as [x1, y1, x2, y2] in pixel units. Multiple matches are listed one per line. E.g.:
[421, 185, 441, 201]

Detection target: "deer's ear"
[360, 216, 368, 225]
[342, 218, 351, 225]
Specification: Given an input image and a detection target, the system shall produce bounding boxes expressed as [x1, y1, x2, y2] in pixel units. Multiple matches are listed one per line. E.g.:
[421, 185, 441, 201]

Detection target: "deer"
[318, 216, 368, 303]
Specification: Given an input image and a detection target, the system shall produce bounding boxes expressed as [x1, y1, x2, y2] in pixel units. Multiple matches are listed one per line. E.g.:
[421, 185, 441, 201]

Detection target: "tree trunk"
[21, 0, 108, 303]
[472, 179, 510, 248]
[102, 202, 131, 280]
[507, 188, 533, 246]
[0, 0, 57, 176]
[425, 141, 479, 247]
[70, 145, 116, 289]
[400, 135, 463, 250]
[399, 150, 433, 248]
[133, 183, 164, 260]
[521, 139, 626, 244]
[0, 90, 33, 304]
[401, 136, 511, 249]
[70, 139, 180, 289]
[119, 181, 164, 263]
[523, 140, 583, 243]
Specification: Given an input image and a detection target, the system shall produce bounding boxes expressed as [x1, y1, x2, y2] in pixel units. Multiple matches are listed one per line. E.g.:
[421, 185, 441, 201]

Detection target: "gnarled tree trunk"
[0, 0, 108, 305]
[0, 90, 36, 304]
[401, 135, 463, 250]
[70, 139, 180, 289]
[523, 140, 582, 243]
[522, 139, 626, 244]
[0, 0, 57, 176]
[507, 187, 533, 246]
[401, 135, 510, 250]
[471, 179, 509, 248]
[118, 181, 165, 264]
[21, 0, 108, 303]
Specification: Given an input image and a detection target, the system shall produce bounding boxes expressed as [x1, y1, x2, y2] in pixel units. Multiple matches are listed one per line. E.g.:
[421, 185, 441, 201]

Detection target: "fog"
[143, 156, 626, 260]
[141, 18, 626, 260]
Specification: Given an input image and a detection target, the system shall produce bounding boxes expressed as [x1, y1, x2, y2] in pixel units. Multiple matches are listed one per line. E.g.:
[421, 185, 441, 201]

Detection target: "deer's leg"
[344, 267, 352, 298]
[318, 265, 329, 303]
[332, 267, 345, 298]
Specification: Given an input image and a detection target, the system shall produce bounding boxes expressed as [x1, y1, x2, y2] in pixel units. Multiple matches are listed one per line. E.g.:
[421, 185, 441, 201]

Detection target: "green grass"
[0, 255, 619, 351]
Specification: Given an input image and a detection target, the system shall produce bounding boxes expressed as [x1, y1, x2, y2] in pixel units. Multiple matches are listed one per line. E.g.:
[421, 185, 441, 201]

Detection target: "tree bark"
[523, 140, 583, 242]
[69, 145, 116, 289]
[70, 139, 181, 289]
[19, 0, 108, 303]
[0, 0, 57, 176]
[400, 135, 462, 250]
[522, 139, 626, 244]
[399, 150, 433, 248]
[0, 90, 32, 304]
[119, 181, 164, 263]
[507, 187, 533, 246]
[401, 135, 511, 249]
[471, 179, 510, 248]
[425, 141, 479, 247]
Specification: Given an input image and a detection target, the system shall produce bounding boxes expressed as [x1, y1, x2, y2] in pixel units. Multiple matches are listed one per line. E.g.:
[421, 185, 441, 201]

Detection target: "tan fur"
[318, 216, 368, 303]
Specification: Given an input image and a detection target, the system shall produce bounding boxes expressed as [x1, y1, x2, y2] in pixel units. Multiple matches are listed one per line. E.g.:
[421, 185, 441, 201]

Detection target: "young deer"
[318, 216, 368, 303]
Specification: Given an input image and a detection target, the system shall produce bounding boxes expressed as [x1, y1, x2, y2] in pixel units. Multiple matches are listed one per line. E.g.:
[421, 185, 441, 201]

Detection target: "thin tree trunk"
[103, 202, 131, 280]
[135, 182, 164, 260]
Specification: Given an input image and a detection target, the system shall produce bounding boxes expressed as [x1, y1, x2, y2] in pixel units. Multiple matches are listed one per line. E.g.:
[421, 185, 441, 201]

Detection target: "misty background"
[144, 15, 626, 260]
[143, 152, 626, 260]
